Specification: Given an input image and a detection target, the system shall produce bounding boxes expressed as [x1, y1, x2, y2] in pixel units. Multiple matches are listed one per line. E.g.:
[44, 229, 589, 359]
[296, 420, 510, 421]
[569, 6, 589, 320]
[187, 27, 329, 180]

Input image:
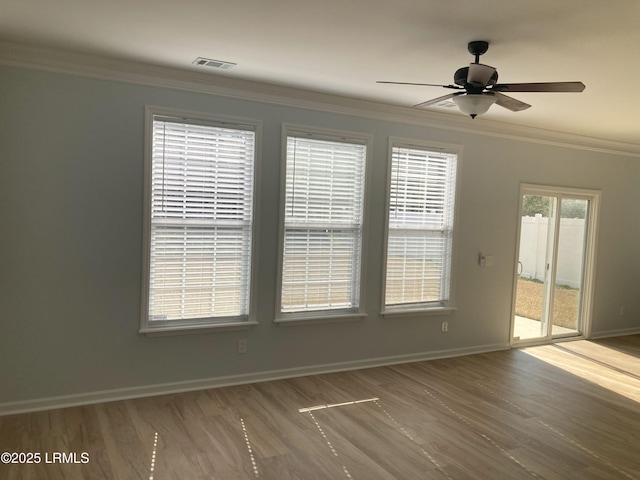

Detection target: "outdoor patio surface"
[514, 315, 578, 340]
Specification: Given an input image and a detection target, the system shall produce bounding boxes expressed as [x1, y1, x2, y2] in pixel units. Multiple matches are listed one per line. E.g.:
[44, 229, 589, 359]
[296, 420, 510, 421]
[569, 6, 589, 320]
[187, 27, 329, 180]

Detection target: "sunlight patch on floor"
[240, 418, 259, 478]
[306, 411, 353, 479]
[521, 341, 640, 402]
[298, 397, 379, 413]
[148, 432, 158, 480]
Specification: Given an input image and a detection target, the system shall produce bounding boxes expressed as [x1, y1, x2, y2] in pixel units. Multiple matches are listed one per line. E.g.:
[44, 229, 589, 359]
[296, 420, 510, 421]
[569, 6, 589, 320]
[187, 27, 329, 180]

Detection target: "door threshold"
[511, 334, 585, 349]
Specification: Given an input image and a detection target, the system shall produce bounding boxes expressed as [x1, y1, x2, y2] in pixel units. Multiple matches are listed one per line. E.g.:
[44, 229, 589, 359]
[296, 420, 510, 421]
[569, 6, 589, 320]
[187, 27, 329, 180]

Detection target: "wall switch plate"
[237, 339, 247, 354]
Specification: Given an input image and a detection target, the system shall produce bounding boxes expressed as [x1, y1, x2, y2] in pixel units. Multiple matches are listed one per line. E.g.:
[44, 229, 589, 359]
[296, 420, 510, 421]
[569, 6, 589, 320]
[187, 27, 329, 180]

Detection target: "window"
[277, 126, 370, 321]
[141, 108, 259, 333]
[382, 140, 458, 314]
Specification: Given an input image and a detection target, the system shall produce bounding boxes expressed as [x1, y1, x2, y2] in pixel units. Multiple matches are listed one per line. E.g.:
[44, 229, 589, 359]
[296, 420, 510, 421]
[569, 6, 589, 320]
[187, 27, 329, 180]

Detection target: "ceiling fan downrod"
[468, 40, 489, 63]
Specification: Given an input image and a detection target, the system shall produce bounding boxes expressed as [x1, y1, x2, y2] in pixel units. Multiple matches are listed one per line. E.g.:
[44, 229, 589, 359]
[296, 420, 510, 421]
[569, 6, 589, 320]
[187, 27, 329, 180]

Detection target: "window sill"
[274, 312, 367, 327]
[141, 320, 258, 337]
[380, 307, 456, 319]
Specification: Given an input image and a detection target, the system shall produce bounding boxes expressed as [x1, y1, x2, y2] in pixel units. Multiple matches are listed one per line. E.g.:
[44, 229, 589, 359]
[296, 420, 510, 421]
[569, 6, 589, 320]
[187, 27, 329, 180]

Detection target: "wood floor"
[1, 335, 639, 479]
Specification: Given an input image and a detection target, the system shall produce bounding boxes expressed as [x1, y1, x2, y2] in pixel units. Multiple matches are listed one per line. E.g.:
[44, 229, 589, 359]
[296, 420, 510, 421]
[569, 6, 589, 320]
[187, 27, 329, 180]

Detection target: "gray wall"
[1, 66, 639, 405]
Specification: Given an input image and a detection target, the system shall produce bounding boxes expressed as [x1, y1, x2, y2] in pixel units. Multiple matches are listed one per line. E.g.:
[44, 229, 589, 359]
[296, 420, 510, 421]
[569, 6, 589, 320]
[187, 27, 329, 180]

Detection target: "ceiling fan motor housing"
[454, 67, 498, 91]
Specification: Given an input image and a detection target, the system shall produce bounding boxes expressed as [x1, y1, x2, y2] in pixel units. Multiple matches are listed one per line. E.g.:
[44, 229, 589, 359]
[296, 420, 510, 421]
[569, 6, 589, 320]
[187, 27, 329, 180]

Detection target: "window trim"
[380, 137, 462, 318]
[140, 106, 262, 335]
[274, 123, 373, 325]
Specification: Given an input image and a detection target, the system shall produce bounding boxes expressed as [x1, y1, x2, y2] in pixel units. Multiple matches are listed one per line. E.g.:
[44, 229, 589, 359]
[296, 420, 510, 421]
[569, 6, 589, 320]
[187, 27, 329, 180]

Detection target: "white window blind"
[280, 134, 367, 314]
[385, 145, 457, 307]
[146, 116, 255, 325]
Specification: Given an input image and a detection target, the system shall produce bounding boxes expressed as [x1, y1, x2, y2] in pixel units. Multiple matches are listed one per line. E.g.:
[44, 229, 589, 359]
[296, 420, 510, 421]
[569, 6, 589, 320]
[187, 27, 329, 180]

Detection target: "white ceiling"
[2, 0, 639, 145]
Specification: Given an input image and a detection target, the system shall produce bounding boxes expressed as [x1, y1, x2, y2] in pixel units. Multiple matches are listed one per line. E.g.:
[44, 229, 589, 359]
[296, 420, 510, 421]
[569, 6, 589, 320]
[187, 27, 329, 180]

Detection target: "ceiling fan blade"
[493, 92, 531, 112]
[377, 81, 462, 90]
[413, 92, 462, 108]
[467, 63, 496, 86]
[492, 81, 585, 93]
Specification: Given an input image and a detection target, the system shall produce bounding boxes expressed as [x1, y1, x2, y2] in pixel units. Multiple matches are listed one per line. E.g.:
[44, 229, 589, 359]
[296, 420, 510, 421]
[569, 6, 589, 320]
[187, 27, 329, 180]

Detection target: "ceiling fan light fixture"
[453, 93, 497, 119]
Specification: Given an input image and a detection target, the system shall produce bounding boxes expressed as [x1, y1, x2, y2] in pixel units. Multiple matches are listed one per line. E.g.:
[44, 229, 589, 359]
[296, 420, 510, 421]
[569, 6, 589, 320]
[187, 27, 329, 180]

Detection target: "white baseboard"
[590, 327, 640, 339]
[0, 342, 509, 416]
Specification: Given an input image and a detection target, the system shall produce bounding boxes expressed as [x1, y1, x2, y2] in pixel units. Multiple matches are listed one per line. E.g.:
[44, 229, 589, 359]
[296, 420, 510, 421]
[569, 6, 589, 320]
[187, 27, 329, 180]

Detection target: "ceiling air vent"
[193, 57, 236, 70]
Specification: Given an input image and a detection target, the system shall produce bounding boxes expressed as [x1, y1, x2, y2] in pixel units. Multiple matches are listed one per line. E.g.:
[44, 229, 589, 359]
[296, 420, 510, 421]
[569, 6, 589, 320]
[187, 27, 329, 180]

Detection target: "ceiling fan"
[378, 41, 585, 119]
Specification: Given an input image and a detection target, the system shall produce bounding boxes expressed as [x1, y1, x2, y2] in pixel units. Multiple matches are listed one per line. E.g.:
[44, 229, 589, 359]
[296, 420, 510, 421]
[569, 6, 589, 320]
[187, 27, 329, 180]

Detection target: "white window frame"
[140, 106, 261, 335]
[275, 124, 372, 325]
[381, 138, 461, 318]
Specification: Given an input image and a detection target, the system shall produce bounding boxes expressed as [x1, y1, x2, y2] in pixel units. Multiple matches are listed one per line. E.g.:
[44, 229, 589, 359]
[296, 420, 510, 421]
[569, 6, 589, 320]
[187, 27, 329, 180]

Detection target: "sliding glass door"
[512, 186, 598, 344]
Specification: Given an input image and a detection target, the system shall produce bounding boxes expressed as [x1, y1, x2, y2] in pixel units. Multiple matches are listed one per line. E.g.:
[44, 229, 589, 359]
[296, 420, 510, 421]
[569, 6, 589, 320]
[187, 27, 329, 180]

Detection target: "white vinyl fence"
[519, 214, 585, 289]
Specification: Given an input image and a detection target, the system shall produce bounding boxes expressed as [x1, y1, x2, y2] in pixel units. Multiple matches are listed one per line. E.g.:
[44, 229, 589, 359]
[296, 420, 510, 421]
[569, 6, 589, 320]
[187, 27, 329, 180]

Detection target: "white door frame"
[510, 184, 600, 347]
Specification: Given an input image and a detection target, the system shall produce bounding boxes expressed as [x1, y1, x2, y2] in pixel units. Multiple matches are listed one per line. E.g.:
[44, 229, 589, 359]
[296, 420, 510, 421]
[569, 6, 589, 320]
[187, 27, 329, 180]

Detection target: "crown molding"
[1, 40, 638, 158]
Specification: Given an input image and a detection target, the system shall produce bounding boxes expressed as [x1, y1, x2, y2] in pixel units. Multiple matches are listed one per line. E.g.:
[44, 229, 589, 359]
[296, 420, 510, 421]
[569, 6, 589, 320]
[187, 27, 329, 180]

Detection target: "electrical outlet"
[442, 321, 448, 333]
[237, 339, 247, 354]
